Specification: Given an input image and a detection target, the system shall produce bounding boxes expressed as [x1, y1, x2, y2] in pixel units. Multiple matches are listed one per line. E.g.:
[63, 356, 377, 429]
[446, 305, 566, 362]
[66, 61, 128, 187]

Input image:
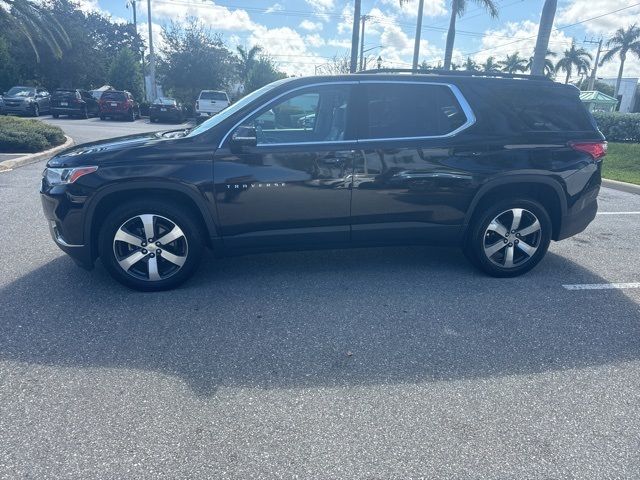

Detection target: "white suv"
[195, 90, 229, 122]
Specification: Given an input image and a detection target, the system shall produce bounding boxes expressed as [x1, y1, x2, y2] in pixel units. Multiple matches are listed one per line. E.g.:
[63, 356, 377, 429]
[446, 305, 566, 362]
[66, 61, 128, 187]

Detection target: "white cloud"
[138, 22, 166, 56]
[557, 0, 640, 36]
[305, 34, 326, 47]
[265, 3, 284, 14]
[300, 19, 323, 32]
[337, 3, 354, 35]
[304, 0, 335, 22]
[152, 1, 254, 31]
[380, 0, 447, 18]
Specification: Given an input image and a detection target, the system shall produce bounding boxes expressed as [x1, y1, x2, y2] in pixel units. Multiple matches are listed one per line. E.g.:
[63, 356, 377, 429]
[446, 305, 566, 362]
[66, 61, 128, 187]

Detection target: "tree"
[444, 0, 498, 70]
[555, 41, 592, 84]
[0, 0, 70, 61]
[109, 48, 143, 100]
[480, 56, 500, 73]
[531, 0, 557, 76]
[244, 57, 286, 94]
[0, 36, 18, 92]
[576, 78, 615, 97]
[399, 0, 425, 69]
[237, 45, 262, 83]
[462, 57, 478, 71]
[526, 50, 555, 77]
[599, 24, 640, 98]
[316, 54, 351, 75]
[158, 20, 236, 105]
[498, 52, 527, 73]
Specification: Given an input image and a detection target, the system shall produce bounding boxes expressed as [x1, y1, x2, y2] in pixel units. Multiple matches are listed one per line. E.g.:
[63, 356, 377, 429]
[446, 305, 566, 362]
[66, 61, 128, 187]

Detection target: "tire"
[100, 115, 106, 120]
[150, 116, 156, 123]
[81, 107, 89, 119]
[32, 104, 39, 117]
[99, 200, 204, 291]
[52, 113, 59, 119]
[128, 109, 135, 122]
[464, 198, 552, 277]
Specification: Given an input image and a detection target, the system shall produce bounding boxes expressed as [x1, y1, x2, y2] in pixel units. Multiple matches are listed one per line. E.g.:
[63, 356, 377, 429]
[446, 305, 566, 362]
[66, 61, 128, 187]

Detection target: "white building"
[600, 77, 638, 113]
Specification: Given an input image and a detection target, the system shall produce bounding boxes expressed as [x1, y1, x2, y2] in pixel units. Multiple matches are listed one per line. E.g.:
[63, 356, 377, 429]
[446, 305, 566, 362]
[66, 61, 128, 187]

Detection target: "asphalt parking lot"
[1, 121, 639, 478]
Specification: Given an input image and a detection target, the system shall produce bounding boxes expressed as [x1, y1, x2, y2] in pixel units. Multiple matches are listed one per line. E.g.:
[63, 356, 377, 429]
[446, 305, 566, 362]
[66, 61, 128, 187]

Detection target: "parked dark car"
[149, 97, 185, 123]
[2, 86, 50, 116]
[51, 89, 100, 119]
[41, 71, 606, 291]
[99, 90, 140, 121]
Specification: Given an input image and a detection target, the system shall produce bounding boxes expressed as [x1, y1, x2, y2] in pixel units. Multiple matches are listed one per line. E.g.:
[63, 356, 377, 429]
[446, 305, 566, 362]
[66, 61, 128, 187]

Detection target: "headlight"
[43, 166, 98, 185]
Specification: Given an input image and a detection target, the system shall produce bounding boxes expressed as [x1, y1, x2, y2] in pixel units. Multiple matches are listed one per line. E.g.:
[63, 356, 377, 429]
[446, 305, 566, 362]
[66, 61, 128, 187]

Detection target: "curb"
[0, 135, 74, 173]
[602, 178, 640, 195]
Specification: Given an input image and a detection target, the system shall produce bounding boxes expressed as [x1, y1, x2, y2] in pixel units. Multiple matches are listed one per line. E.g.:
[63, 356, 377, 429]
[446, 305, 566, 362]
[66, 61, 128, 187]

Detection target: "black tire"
[32, 104, 39, 117]
[81, 107, 89, 119]
[52, 113, 59, 119]
[150, 116, 156, 123]
[99, 200, 204, 291]
[128, 108, 135, 122]
[100, 115, 106, 120]
[464, 197, 552, 277]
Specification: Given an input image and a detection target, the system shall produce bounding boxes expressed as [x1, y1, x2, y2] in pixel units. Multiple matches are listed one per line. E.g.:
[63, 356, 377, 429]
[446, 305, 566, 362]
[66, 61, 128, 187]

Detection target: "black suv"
[41, 71, 606, 291]
[51, 89, 100, 119]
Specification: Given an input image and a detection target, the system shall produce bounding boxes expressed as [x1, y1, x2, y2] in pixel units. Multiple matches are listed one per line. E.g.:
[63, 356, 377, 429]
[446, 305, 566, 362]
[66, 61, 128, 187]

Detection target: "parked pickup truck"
[195, 90, 229, 123]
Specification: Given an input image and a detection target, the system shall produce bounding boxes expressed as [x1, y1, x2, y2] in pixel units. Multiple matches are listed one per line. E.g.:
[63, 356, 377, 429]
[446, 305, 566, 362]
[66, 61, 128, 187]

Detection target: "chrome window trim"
[218, 79, 476, 149]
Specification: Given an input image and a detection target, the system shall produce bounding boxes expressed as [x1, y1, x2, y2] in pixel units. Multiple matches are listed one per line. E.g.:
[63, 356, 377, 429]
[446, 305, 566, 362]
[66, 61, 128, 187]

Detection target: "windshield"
[154, 97, 176, 105]
[187, 79, 290, 138]
[101, 92, 126, 101]
[7, 86, 35, 97]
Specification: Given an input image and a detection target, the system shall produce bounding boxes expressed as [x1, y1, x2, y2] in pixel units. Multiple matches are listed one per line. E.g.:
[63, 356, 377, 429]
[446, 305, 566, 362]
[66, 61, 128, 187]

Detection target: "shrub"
[592, 112, 640, 143]
[0, 116, 66, 153]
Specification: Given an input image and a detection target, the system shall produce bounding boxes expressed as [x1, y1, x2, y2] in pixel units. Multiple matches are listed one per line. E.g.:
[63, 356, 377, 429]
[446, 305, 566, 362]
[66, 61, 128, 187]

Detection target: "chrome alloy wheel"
[113, 214, 188, 281]
[483, 208, 542, 269]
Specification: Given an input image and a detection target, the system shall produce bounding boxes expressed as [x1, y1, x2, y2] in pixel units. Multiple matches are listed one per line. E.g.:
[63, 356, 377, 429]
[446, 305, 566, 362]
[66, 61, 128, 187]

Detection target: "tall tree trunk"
[350, 0, 361, 73]
[614, 52, 626, 101]
[565, 68, 570, 84]
[531, 0, 557, 76]
[412, 0, 425, 69]
[443, 0, 458, 70]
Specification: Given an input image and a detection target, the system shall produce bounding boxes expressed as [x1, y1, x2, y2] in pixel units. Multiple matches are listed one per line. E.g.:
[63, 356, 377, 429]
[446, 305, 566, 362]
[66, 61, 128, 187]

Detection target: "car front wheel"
[99, 201, 204, 291]
[464, 198, 552, 277]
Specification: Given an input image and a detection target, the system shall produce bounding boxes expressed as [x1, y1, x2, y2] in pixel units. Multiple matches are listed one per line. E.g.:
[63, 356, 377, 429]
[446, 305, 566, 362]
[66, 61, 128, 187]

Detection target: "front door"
[213, 83, 358, 250]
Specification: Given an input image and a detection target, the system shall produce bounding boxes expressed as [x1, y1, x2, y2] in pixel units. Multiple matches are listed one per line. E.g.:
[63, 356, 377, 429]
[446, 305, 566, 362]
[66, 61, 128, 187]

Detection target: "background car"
[149, 97, 185, 123]
[1, 86, 50, 117]
[99, 90, 140, 121]
[51, 89, 100, 119]
[195, 90, 229, 123]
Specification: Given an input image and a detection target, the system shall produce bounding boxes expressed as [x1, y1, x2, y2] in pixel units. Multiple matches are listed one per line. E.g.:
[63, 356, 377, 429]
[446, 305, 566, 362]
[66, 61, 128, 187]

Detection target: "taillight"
[569, 141, 607, 161]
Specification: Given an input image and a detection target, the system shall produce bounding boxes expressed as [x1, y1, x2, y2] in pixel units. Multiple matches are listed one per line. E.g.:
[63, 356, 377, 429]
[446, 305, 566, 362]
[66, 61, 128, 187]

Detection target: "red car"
[99, 90, 140, 121]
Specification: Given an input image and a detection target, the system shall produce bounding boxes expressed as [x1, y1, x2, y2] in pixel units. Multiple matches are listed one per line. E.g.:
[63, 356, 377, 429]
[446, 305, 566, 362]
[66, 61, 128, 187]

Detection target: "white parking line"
[596, 212, 640, 215]
[563, 283, 640, 290]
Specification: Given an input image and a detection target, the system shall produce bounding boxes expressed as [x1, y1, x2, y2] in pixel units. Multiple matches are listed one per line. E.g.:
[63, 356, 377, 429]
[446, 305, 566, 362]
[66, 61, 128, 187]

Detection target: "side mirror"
[230, 125, 257, 153]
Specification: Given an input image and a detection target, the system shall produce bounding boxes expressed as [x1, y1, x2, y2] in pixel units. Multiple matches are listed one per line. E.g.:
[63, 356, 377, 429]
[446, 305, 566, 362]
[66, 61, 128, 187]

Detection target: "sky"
[77, 0, 640, 80]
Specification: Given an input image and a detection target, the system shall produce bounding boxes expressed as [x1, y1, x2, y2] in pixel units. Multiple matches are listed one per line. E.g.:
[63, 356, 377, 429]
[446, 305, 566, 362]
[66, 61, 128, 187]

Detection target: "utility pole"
[147, 0, 157, 100]
[349, 0, 361, 73]
[584, 37, 603, 91]
[359, 15, 368, 71]
[412, 0, 424, 70]
[127, 1, 146, 99]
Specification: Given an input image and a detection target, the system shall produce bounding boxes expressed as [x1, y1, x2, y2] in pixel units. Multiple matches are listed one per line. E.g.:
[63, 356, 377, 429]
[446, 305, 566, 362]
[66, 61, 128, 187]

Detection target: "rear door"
[350, 81, 476, 244]
[213, 82, 359, 249]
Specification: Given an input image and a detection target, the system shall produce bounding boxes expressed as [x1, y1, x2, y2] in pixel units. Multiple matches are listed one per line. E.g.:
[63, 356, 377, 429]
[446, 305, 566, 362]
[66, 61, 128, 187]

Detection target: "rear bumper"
[556, 166, 601, 241]
[51, 106, 83, 115]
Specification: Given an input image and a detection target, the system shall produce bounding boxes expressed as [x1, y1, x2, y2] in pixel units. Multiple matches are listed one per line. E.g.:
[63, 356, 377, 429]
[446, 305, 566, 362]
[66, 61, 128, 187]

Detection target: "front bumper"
[3, 103, 33, 114]
[41, 188, 94, 269]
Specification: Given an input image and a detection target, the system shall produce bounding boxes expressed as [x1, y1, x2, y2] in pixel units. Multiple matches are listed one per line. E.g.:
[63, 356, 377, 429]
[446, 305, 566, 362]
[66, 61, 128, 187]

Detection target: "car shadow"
[1, 246, 639, 396]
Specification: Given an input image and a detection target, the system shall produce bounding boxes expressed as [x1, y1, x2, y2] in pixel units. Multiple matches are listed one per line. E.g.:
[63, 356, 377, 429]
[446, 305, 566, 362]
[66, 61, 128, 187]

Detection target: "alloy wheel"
[113, 214, 188, 281]
[482, 208, 542, 269]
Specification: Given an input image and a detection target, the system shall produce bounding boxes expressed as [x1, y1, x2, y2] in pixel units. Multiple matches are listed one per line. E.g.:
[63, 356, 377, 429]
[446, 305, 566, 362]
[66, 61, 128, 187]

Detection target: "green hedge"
[0, 116, 66, 153]
[592, 112, 640, 143]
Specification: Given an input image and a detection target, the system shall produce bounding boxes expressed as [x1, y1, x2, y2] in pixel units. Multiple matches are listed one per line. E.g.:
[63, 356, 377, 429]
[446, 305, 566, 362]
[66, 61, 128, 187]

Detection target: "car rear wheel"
[32, 104, 39, 117]
[99, 200, 204, 291]
[128, 108, 135, 122]
[52, 113, 59, 119]
[464, 198, 551, 277]
[81, 107, 89, 119]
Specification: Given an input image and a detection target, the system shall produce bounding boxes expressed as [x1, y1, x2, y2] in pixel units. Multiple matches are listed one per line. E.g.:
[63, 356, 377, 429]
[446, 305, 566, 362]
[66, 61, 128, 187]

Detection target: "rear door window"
[362, 83, 469, 139]
[200, 91, 228, 101]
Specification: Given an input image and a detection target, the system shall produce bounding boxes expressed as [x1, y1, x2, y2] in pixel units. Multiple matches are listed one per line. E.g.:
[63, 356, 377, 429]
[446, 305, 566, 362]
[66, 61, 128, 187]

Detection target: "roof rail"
[355, 68, 551, 81]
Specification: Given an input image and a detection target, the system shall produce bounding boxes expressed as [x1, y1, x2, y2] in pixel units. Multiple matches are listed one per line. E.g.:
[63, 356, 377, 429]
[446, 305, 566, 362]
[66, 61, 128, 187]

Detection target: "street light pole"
[359, 15, 368, 71]
[147, 0, 157, 100]
[584, 38, 603, 91]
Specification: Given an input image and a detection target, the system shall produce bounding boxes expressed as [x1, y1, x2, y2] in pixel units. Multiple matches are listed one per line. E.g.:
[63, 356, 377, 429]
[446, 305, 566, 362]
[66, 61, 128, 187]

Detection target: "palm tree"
[399, 0, 425, 69]
[444, 0, 499, 70]
[555, 41, 592, 84]
[498, 52, 527, 73]
[0, 0, 70, 62]
[481, 56, 500, 73]
[526, 50, 556, 77]
[599, 24, 640, 98]
[237, 45, 262, 83]
[531, 0, 557, 76]
[462, 57, 478, 71]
